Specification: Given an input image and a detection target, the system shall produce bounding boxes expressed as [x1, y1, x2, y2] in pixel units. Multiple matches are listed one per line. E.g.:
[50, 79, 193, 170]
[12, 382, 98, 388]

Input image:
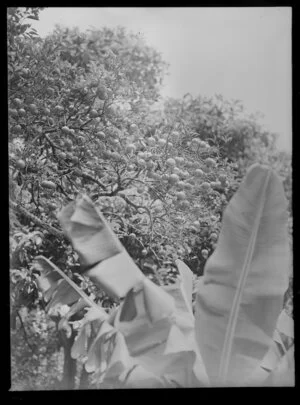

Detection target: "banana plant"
[194, 164, 293, 386]
[33, 164, 293, 387]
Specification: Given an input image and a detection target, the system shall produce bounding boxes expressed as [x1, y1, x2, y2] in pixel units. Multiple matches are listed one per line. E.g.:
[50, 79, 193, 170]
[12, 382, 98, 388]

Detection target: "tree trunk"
[59, 330, 77, 390]
[79, 366, 89, 389]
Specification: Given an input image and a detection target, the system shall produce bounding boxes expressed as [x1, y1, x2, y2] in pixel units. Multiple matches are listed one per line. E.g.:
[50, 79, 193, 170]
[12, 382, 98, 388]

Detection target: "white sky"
[30, 7, 292, 151]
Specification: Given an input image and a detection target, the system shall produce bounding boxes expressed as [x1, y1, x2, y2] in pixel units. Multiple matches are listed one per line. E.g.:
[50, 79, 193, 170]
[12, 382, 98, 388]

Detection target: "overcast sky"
[30, 7, 291, 151]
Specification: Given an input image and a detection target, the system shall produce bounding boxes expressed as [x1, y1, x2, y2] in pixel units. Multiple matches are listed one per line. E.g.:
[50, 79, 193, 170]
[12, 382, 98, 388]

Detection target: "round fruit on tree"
[70, 156, 79, 164]
[171, 131, 180, 142]
[41, 180, 56, 190]
[46, 87, 55, 96]
[177, 181, 185, 189]
[125, 144, 136, 154]
[9, 108, 18, 117]
[219, 174, 227, 183]
[183, 182, 193, 191]
[210, 232, 218, 242]
[65, 139, 73, 148]
[14, 125, 22, 134]
[178, 199, 189, 210]
[158, 139, 166, 147]
[57, 152, 67, 160]
[137, 186, 144, 194]
[47, 202, 57, 211]
[18, 108, 26, 117]
[169, 174, 180, 184]
[146, 160, 155, 169]
[29, 104, 38, 114]
[205, 157, 217, 167]
[172, 167, 181, 175]
[89, 109, 99, 118]
[129, 123, 138, 134]
[96, 131, 106, 140]
[195, 169, 204, 178]
[137, 159, 146, 168]
[175, 156, 184, 166]
[89, 80, 99, 89]
[166, 158, 176, 167]
[96, 85, 107, 100]
[176, 191, 186, 201]
[16, 159, 26, 169]
[62, 126, 70, 134]
[201, 182, 211, 191]
[147, 137, 156, 146]
[54, 105, 64, 114]
[141, 248, 148, 257]
[13, 98, 22, 107]
[193, 220, 201, 229]
[201, 249, 209, 259]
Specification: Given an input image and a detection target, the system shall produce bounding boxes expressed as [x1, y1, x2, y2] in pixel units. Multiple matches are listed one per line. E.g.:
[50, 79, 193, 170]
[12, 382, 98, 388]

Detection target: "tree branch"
[10, 200, 65, 239]
[44, 133, 64, 152]
[16, 310, 36, 353]
[80, 172, 106, 190]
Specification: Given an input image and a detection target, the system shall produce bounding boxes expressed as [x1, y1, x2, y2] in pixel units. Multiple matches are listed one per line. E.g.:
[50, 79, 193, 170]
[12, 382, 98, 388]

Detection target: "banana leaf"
[109, 276, 208, 387]
[57, 196, 123, 266]
[33, 255, 107, 317]
[195, 164, 291, 386]
[247, 308, 294, 386]
[75, 272, 209, 388]
[264, 345, 294, 386]
[58, 195, 145, 299]
[57, 195, 209, 386]
[175, 259, 194, 312]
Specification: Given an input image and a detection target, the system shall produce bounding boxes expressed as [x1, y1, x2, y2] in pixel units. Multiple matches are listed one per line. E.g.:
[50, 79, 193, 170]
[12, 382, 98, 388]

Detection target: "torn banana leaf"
[276, 308, 294, 340]
[58, 299, 88, 337]
[195, 164, 291, 386]
[58, 195, 145, 299]
[249, 339, 295, 387]
[246, 334, 285, 386]
[109, 276, 209, 387]
[120, 365, 166, 389]
[76, 270, 208, 387]
[34, 256, 81, 310]
[33, 255, 107, 325]
[85, 251, 144, 300]
[58, 196, 123, 266]
[71, 306, 110, 360]
[247, 308, 294, 386]
[103, 332, 135, 380]
[71, 322, 91, 360]
[264, 345, 294, 386]
[85, 320, 116, 373]
[175, 259, 194, 312]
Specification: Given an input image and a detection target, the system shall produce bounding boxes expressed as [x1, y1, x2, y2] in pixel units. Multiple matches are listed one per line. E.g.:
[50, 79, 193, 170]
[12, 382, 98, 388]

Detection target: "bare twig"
[10, 200, 65, 239]
[81, 172, 106, 190]
[16, 311, 35, 353]
[44, 133, 64, 152]
[32, 128, 58, 144]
